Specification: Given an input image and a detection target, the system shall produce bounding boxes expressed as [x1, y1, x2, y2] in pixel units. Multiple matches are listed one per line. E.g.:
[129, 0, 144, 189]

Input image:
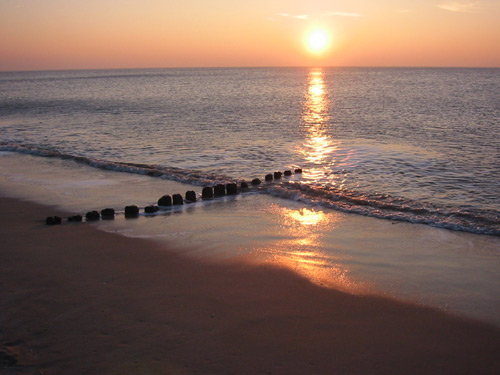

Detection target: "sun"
[307, 29, 329, 53]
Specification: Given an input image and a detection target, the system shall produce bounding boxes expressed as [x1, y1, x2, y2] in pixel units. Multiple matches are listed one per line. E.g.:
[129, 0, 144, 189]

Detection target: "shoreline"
[1, 150, 500, 327]
[1, 195, 500, 374]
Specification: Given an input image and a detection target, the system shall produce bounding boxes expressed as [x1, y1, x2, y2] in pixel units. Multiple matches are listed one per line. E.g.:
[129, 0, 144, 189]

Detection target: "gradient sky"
[1, 0, 499, 71]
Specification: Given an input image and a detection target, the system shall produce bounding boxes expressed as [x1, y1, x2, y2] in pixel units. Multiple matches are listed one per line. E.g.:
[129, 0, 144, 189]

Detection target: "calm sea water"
[1, 67, 499, 235]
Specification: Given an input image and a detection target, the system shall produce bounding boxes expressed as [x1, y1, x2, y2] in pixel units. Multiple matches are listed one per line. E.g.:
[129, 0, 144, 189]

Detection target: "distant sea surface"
[1, 67, 499, 235]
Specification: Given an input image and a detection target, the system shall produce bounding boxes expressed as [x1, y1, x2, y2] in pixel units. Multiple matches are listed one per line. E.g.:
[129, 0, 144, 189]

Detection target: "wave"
[0, 142, 233, 186]
[2, 142, 499, 236]
[265, 183, 500, 236]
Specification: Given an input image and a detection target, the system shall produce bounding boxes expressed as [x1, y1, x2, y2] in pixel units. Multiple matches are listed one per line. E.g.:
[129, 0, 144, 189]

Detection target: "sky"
[1, 0, 499, 71]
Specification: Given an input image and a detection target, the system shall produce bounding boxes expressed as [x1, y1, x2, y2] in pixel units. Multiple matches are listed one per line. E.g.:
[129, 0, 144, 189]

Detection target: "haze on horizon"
[1, 0, 499, 71]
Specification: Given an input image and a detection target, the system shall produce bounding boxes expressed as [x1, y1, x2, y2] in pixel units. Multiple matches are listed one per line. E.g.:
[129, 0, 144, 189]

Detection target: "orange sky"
[1, 0, 499, 71]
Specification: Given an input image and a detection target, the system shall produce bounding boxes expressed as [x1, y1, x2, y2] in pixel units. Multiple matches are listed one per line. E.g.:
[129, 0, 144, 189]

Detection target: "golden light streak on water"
[298, 68, 343, 187]
[240, 68, 369, 292]
[286, 207, 326, 226]
[251, 204, 368, 293]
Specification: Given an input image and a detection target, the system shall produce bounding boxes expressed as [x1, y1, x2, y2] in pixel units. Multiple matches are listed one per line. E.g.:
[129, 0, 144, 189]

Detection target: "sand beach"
[1, 195, 499, 374]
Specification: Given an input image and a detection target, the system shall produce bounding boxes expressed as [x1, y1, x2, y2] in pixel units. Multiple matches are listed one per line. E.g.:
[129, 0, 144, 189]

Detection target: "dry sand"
[1, 196, 499, 375]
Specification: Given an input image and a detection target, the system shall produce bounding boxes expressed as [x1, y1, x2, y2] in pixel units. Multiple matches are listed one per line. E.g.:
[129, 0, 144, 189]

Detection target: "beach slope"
[1, 196, 499, 375]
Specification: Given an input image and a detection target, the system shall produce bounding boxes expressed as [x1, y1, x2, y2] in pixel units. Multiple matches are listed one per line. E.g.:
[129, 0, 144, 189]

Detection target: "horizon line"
[2, 64, 500, 74]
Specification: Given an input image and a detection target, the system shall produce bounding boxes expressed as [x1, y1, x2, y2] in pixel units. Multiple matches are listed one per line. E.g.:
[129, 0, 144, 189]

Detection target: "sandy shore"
[1, 196, 499, 375]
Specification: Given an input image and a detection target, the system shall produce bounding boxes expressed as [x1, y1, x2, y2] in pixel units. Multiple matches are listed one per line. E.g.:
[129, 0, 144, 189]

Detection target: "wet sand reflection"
[254, 204, 365, 292]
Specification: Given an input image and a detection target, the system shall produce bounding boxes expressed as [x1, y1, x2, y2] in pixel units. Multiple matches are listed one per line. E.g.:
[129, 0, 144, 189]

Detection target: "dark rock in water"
[46, 216, 62, 225]
[284, 170, 292, 176]
[214, 184, 226, 197]
[147, 170, 162, 177]
[172, 194, 183, 205]
[295, 168, 303, 174]
[100, 208, 115, 219]
[185, 191, 197, 202]
[85, 211, 100, 221]
[240, 181, 249, 189]
[158, 195, 172, 207]
[274, 171, 282, 179]
[226, 183, 238, 195]
[68, 214, 83, 222]
[251, 178, 261, 186]
[265, 174, 273, 182]
[144, 205, 159, 213]
[202, 186, 214, 199]
[125, 205, 139, 217]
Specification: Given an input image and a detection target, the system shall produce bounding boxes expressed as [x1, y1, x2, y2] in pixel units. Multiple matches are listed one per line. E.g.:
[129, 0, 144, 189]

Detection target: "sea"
[1, 67, 499, 325]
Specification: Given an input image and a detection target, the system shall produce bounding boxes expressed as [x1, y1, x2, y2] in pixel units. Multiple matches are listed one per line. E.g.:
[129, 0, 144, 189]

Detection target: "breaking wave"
[0, 142, 233, 186]
[2, 142, 499, 236]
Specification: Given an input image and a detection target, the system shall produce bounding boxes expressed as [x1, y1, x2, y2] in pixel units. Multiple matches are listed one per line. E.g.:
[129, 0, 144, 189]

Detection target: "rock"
[274, 171, 282, 179]
[185, 191, 197, 202]
[158, 195, 172, 207]
[214, 184, 226, 197]
[45, 216, 62, 225]
[265, 174, 273, 181]
[144, 205, 159, 213]
[284, 170, 292, 176]
[100, 208, 115, 219]
[295, 168, 303, 174]
[85, 211, 100, 221]
[240, 181, 249, 189]
[251, 178, 261, 185]
[226, 183, 238, 195]
[68, 214, 83, 222]
[172, 194, 183, 205]
[146, 170, 162, 177]
[202, 186, 214, 199]
[125, 205, 139, 217]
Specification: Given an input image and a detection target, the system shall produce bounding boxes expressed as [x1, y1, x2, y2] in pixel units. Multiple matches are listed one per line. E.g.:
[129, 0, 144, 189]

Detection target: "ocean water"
[1, 67, 499, 234]
[1, 67, 499, 324]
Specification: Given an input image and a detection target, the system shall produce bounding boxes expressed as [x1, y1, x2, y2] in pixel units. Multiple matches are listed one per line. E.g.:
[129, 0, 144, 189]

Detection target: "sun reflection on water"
[252, 204, 366, 293]
[286, 207, 326, 226]
[298, 68, 347, 188]
[248, 69, 367, 293]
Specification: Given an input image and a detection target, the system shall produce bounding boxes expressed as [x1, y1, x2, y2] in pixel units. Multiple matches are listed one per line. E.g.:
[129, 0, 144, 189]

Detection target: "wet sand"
[1, 196, 499, 375]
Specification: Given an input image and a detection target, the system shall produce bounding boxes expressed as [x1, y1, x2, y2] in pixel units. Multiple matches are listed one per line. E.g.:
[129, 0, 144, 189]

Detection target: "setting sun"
[307, 29, 329, 53]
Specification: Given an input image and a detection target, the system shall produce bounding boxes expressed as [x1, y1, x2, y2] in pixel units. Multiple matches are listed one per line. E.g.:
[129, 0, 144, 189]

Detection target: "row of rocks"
[253, 168, 302, 184]
[45, 216, 62, 225]
[156, 182, 238, 207]
[46, 207, 132, 224]
[45, 168, 303, 225]
[84, 206, 140, 221]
